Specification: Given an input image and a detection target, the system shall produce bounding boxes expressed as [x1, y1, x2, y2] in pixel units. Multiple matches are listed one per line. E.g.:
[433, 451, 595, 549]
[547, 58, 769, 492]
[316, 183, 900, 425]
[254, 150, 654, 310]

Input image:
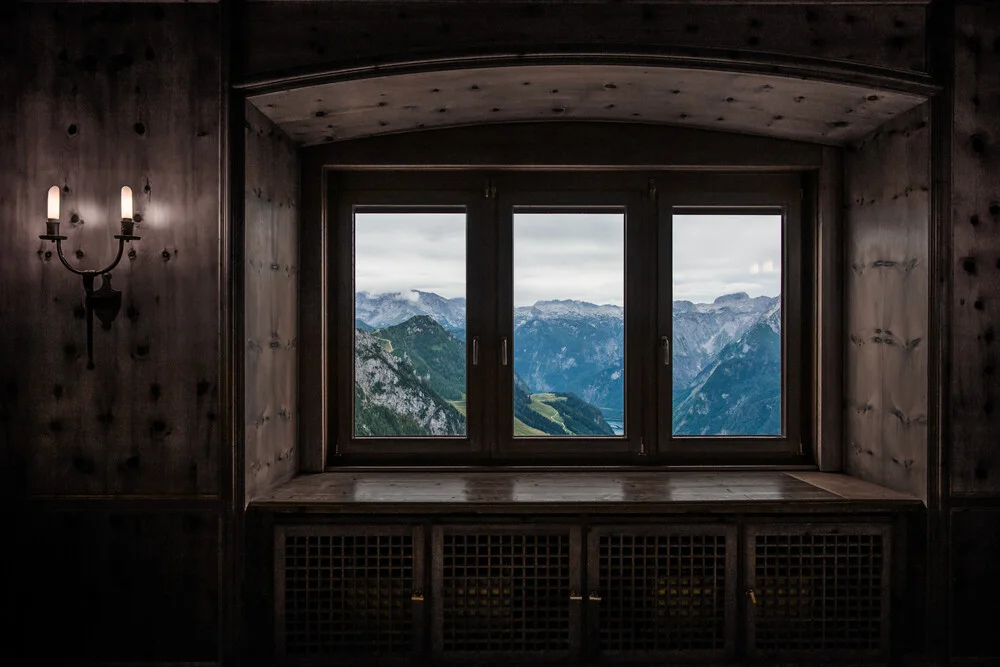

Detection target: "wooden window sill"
[249, 470, 921, 514]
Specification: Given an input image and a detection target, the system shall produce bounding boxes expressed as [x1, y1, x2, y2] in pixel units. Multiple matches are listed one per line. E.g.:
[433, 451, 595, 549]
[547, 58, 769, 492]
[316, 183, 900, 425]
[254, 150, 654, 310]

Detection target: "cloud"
[514, 212, 625, 306]
[355, 212, 467, 298]
[353, 210, 781, 308]
[673, 214, 781, 303]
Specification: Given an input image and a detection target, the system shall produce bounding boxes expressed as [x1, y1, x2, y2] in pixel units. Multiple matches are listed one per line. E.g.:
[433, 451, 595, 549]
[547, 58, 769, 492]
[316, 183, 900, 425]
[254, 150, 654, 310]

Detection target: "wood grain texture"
[249, 64, 926, 147]
[950, 4, 1000, 498]
[250, 471, 921, 513]
[15, 509, 219, 663]
[241, 1, 928, 80]
[844, 103, 930, 502]
[0, 3, 222, 496]
[244, 102, 299, 502]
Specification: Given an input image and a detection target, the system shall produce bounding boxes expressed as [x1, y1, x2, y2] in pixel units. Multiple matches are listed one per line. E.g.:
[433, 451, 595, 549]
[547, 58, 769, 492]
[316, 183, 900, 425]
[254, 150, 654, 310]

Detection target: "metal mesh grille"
[282, 531, 414, 656]
[440, 531, 571, 653]
[753, 530, 886, 652]
[598, 532, 727, 652]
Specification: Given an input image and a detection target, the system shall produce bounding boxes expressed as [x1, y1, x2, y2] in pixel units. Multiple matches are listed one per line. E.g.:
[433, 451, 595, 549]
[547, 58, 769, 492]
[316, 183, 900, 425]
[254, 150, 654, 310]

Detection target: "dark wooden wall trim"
[816, 146, 844, 471]
[222, 1, 245, 665]
[926, 0, 953, 663]
[297, 151, 327, 474]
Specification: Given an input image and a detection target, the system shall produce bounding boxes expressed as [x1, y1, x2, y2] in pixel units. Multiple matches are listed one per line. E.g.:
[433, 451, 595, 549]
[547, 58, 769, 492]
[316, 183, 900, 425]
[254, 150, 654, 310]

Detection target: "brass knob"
[746, 588, 757, 605]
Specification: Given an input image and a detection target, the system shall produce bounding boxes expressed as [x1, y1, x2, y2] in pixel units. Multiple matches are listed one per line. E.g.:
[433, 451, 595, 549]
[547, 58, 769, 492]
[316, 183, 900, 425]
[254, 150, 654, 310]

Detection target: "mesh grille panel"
[598, 532, 727, 652]
[753, 530, 886, 652]
[281, 531, 414, 656]
[440, 531, 571, 653]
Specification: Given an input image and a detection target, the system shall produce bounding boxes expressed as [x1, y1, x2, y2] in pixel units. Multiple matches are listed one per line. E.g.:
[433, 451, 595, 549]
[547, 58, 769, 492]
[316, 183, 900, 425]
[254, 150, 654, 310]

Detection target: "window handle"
[472, 336, 479, 366]
[661, 336, 670, 366]
[501, 336, 508, 366]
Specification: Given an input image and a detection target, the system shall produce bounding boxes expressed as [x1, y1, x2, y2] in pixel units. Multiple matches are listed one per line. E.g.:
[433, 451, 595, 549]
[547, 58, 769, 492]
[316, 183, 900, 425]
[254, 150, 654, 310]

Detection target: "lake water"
[606, 420, 624, 436]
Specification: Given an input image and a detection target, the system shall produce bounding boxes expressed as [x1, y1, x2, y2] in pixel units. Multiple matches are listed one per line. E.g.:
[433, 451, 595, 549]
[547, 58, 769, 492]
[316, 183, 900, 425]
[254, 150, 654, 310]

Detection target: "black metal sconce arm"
[39, 229, 141, 369]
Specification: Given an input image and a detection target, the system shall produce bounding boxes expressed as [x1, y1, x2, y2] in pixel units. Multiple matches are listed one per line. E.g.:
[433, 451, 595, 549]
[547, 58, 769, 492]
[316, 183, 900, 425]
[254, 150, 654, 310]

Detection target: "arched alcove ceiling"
[248, 64, 929, 147]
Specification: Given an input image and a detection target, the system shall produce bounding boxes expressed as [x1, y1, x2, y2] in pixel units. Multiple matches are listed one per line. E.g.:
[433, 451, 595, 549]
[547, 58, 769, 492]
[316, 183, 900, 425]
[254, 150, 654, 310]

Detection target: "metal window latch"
[661, 336, 670, 365]
[411, 591, 425, 602]
[569, 591, 583, 601]
[648, 178, 657, 201]
[746, 588, 757, 605]
[472, 336, 479, 366]
[501, 336, 508, 366]
[483, 179, 496, 199]
[639, 437, 647, 457]
[588, 592, 602, 602]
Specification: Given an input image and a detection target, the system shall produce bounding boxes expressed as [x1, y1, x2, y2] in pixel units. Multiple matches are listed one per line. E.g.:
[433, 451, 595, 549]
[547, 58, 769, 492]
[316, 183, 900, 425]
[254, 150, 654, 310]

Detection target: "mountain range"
[353, 289, 781, 437]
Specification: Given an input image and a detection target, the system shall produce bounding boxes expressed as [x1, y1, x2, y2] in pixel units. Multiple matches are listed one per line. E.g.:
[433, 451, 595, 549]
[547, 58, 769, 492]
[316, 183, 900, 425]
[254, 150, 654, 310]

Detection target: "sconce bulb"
[47, 185, 60, 221]
[121, 186, 133, 220]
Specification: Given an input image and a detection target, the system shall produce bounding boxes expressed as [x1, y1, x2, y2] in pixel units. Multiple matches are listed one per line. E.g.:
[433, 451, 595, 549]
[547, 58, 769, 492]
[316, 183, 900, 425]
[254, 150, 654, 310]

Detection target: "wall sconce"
[40, 185, 142, 369]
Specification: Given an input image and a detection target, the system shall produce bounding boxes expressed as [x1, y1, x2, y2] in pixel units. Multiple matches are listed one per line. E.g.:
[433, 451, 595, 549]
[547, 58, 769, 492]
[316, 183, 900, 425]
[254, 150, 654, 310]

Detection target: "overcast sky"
[355, 211, 781, 306]
[673, 213, 782, 303]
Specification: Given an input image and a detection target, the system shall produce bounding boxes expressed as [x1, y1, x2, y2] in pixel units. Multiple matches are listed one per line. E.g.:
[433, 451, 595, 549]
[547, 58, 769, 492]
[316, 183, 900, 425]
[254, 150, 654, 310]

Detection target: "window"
[353, 208, 468, 438]
[512, 208, 625, 439]
[330, 172, 808, 464]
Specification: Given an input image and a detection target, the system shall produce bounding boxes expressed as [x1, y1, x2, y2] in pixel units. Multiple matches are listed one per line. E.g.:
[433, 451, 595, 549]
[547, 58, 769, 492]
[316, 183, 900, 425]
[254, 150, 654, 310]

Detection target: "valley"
[353, 290, 781, 438]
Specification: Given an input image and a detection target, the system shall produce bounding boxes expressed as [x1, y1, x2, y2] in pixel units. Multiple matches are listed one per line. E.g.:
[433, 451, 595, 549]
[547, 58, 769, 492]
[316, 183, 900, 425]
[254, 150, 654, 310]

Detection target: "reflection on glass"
[512, 210, 625, 437]
[671, 213, 783, 436]
[353, 210, 467, 437]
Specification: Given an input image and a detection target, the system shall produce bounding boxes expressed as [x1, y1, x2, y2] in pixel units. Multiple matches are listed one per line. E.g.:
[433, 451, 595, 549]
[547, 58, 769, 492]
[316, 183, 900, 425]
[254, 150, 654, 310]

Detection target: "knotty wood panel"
[245, 102, 299, 502]
[249, 65, 926, 147]
[242, 2, 928, 80]
[15, 509, 219, 663]
[844, 103, 930, 502]
[950, 4, 1000, 497]
[0, 4, 221, 495]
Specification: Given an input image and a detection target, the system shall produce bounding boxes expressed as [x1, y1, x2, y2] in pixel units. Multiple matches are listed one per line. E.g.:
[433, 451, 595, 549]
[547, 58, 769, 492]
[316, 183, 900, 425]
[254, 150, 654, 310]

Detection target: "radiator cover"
[275, 525, 423, 663]
[746, 522, 891, 658]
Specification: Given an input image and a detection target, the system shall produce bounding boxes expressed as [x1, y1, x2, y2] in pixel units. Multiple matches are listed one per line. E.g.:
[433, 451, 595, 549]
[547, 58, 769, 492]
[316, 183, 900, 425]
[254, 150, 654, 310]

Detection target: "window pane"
[354, 210, 467, 437]
[513, 210, 625, 437]
[671, 213, 782, 436]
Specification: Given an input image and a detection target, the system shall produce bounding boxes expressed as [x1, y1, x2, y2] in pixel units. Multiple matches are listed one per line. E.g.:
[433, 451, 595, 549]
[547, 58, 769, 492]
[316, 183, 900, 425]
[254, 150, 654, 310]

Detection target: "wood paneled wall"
[242, 1, 928, 81]
[949, 3, 1000, 661]
[950, 4, 1000, 500]
[0, 3, 222, 497]
[0, 4, 224, 664]
[244, 102, 299, 502]
[844, 104, 930, 503]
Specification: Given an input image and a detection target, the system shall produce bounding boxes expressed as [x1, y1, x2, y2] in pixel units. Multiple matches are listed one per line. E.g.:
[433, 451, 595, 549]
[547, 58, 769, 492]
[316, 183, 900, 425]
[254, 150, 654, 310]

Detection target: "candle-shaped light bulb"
[121, 185, 133, 220]
[47, 186, 60, 221]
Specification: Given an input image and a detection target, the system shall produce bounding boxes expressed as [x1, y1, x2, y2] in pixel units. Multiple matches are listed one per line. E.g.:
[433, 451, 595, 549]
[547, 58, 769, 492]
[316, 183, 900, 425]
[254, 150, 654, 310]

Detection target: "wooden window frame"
[326, 169, 813, 466]
[656, 173, 809, 464]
